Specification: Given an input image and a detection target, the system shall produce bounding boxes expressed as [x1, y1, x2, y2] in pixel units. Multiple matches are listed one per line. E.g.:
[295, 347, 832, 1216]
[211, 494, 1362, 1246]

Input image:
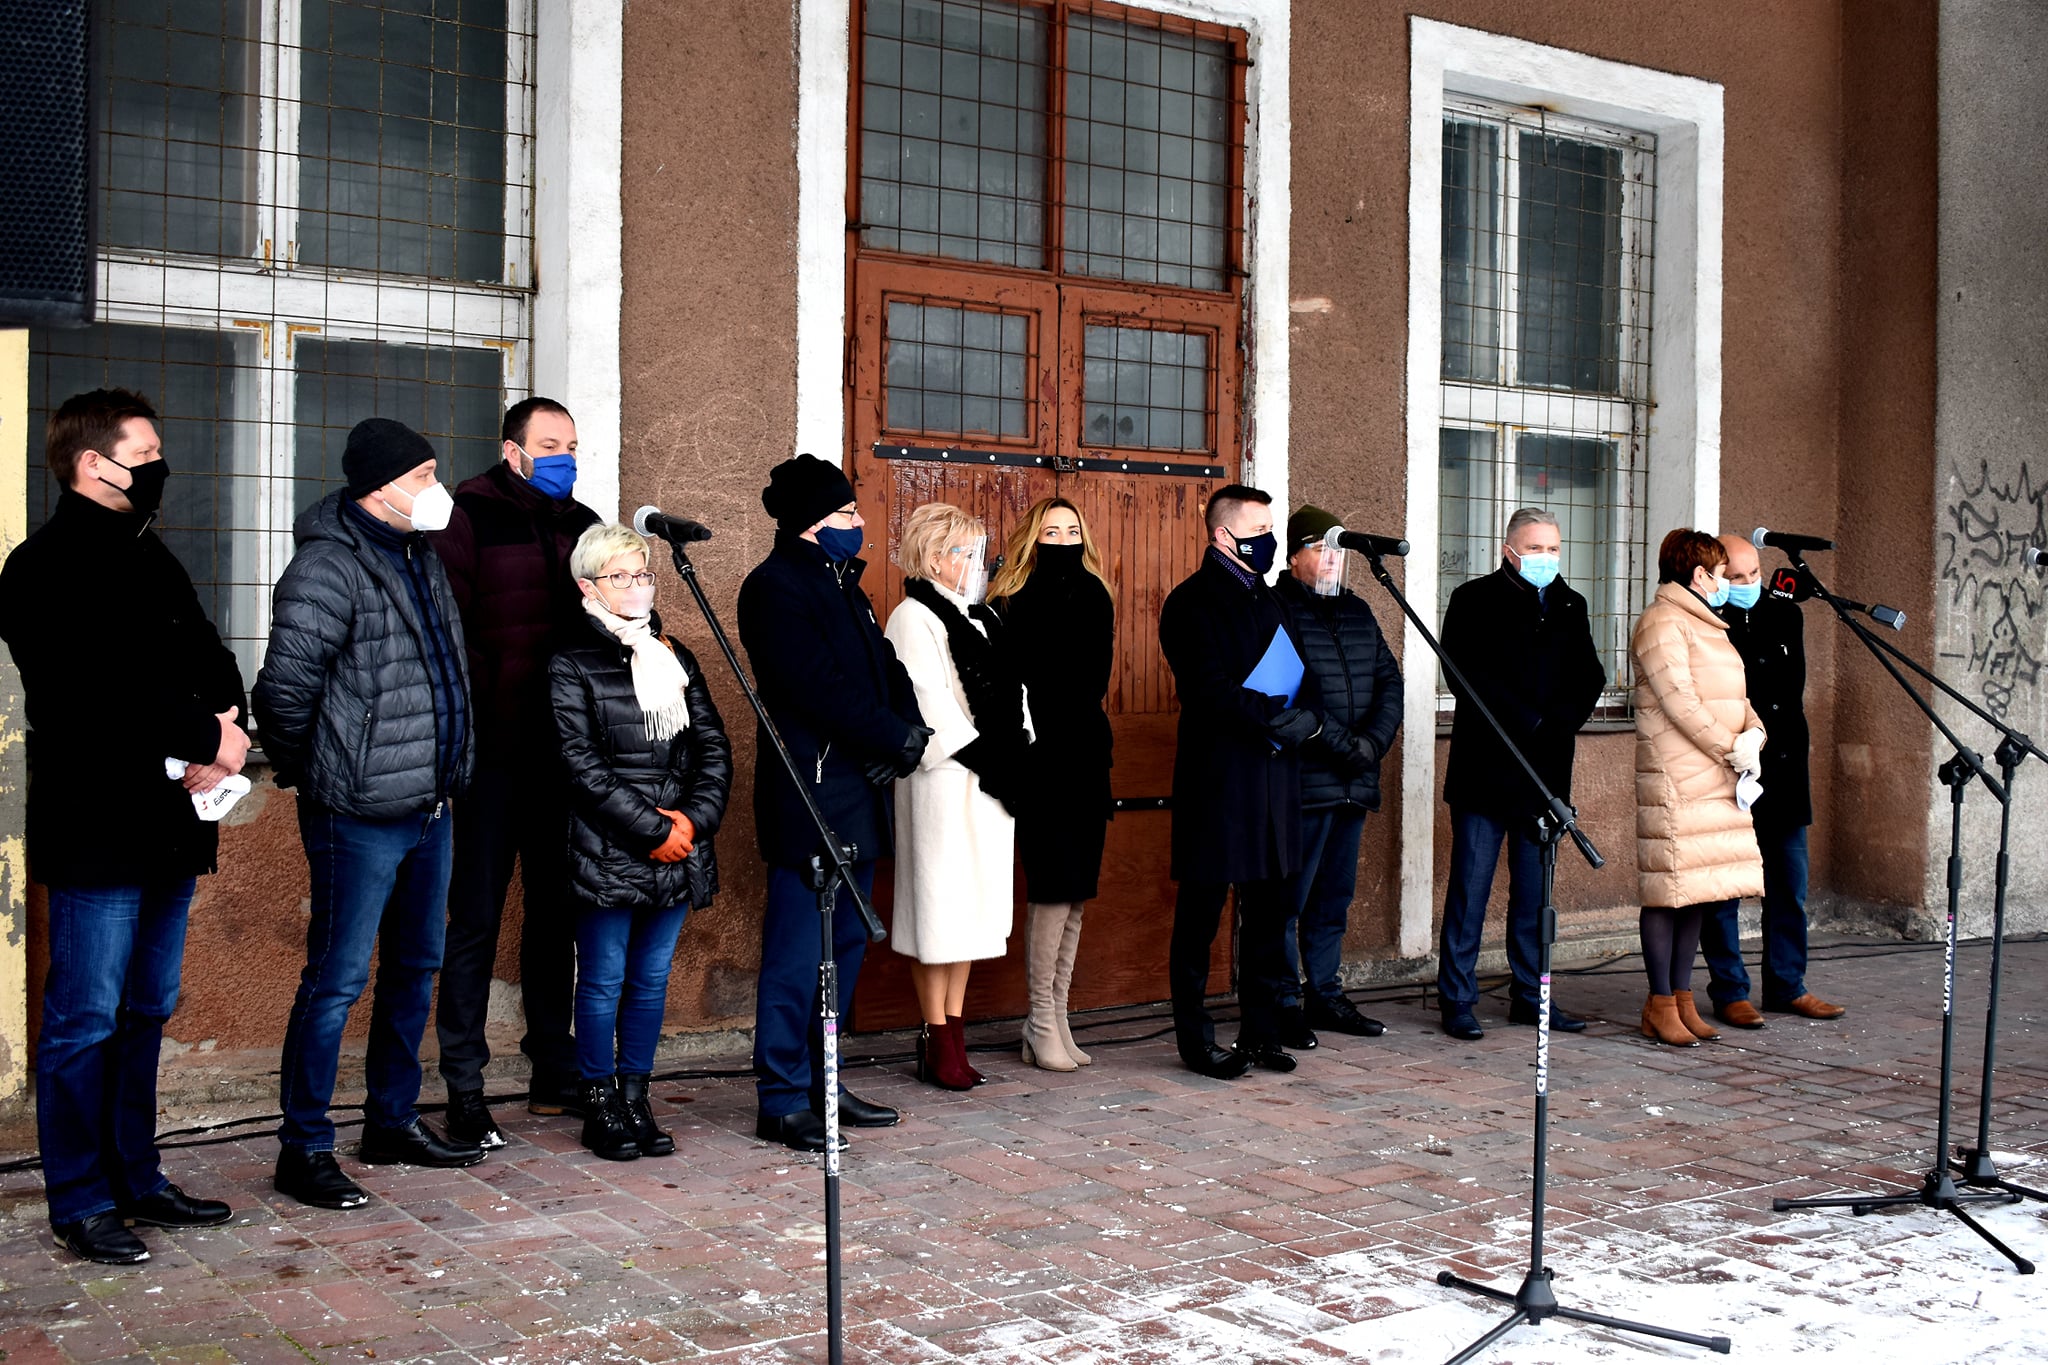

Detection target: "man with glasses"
[737, 455, 929, 1152]
[430, 398, 600, 1145]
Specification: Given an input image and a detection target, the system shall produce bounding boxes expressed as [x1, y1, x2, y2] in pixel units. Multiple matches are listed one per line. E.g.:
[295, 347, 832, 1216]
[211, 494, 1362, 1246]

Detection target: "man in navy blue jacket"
[737, 455, 928, 1152]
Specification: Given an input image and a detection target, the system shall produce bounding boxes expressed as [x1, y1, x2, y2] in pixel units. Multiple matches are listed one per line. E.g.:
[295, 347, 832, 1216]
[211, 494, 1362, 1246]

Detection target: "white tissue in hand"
[165, 757, 251, 822]
[1737, 771, 1764, 812]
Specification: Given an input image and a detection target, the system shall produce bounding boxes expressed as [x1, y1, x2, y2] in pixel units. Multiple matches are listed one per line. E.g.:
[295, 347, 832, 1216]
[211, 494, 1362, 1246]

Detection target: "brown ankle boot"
[1671, 990, 1720, 1040]
[1640, 994, 1700, 1047]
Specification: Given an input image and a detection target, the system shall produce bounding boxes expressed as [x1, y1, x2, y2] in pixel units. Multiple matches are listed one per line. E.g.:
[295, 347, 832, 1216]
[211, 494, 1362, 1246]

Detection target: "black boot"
[578, 1077, 640, 1162]
[618, 1073, 674, 1157]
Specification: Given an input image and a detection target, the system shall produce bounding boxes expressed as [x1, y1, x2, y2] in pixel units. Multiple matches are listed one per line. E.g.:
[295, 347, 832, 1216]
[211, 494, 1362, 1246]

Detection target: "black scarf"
[903, 576, 1027, 746]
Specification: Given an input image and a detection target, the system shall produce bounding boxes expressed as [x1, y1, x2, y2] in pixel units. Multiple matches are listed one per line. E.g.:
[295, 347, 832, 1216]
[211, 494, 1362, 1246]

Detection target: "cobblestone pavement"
[1, 932, 2045, 1363]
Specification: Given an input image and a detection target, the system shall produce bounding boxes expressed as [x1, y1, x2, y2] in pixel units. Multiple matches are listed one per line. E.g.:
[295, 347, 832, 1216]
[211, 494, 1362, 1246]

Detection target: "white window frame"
[1399, 18, 1724, 956]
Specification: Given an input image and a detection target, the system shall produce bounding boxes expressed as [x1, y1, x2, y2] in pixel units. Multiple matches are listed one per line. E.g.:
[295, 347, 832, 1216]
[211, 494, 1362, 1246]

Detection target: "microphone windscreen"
[632, 505, 660, 537]
[1751, 527, 1769, 549]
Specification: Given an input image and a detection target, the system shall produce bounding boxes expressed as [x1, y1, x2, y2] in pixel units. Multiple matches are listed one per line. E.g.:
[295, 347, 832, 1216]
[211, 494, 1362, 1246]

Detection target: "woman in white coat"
[884, 502, 1033, 1090]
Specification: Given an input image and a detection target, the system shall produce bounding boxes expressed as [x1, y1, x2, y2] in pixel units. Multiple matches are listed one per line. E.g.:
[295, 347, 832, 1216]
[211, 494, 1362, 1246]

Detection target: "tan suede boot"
[1640, 994, 1700, 1047]
[1020, 905, 1078, 1071]
[1671, 989, 1720, 1040]
[1052, 903, 1091, 1065]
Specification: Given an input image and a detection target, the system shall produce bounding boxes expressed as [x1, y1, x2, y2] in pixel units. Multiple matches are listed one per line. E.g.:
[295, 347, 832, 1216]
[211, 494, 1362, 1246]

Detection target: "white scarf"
[582, 597, 692, 742]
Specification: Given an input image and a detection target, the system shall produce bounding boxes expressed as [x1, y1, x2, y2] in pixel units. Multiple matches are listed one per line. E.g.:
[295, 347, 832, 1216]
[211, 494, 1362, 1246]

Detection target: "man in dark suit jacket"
[1159, 485, 1325, 1078]
[1438, 508, 1606, 1040]
[1703, 533, 1843, 1027]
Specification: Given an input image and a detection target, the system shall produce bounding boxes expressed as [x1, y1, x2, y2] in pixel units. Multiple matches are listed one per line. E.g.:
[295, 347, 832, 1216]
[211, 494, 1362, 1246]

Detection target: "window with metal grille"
[27, 0, 534, 686]
[1437, 95, 1654, 711]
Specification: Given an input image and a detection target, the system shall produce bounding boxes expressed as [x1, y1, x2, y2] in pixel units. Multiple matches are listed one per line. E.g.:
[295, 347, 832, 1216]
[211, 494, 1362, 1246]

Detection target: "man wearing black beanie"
[737, 455, 930, 1151]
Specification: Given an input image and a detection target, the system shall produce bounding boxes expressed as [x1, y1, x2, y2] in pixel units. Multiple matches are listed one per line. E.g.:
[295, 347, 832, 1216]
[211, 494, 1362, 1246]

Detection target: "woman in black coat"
[989, 498, 1114, 1072]
[550, 523, 731, 1161]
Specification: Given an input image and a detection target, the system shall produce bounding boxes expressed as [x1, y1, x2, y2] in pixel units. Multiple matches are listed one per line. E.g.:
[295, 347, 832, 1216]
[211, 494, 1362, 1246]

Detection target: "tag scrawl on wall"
[1941, 460, 2048, 719]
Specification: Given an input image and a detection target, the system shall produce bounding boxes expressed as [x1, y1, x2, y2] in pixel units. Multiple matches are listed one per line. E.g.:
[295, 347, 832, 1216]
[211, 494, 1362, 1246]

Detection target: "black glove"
[1266, 707, 1324, 752]
[952, 735, 1025, 812]
[863, 724, 933, 786]
[1339, 734, 1378, 779]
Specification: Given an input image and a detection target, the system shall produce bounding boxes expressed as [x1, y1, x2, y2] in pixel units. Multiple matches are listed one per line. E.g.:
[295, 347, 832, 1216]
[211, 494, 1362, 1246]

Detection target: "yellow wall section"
[0, 327, 29, 1099]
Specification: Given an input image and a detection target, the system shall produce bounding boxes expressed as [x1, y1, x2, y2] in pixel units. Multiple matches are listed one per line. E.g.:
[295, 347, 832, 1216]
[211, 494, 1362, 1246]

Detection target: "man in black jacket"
[430, 397, 601, 1143]
[1273, 505, 1404, 1043]
[1437, 508, 1606, 1040]
[0, 389, 248, 1265]
[1159, 484, 1323, 1078]
[1702, 534, 1844, 1027]
[254, 419, 483, 1210]
[737, 455, 929, 1152]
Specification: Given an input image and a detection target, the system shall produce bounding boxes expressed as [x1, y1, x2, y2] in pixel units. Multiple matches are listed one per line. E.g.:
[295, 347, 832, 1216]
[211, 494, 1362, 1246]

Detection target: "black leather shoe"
[1276, 1008, 1319, 1051]
[1442, 1007, 1485, 1041]
[1179, 1044, 1253, 1080]
[445, 1089, 508, 1150]
[1236, 1042, 1297, 1073]
[1507, 1002, 1588, 1032]
[273, 1148, 369, 1210]
[358, 1117, 486, 1169]
[756, 1110, 848, 1153]
[527, 1072, 586, 1117]
[1307, 996, 1386, 1037]
[819, 1090, 900, 1128]
[53, 1212, 149, 1264]
[120, 1183, 232, 1228]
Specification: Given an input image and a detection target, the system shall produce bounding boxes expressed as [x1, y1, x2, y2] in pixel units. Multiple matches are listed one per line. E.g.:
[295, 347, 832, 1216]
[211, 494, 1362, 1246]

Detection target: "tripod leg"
[1551, 1306, 1732, 1353]
[1945, 1203, 2037, 1275]
[1991, 1177, 2048, 1203]
[1773, 1193, 1920, 1213]
[1434, 1270, 1518, 1306]
[1444, 1308, 1529, 1365]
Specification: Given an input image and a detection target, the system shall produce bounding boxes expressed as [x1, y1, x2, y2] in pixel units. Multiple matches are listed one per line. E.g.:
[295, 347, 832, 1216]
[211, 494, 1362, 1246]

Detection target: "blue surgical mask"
[1511, 549, 1560, 591]
[522, 448, 576, 499]
[815, 524, 864, 562]
[1232, 531, 1278, 576]
[1703, 576, 1732, 609]
[1725, 581, 1762, 610]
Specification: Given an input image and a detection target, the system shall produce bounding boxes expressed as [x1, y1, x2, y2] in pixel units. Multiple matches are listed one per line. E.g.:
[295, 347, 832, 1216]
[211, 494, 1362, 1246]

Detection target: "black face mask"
[100, 454, 169, 517]
[1036, 542, 1085, 575]
[1232, 531, 1278, 576]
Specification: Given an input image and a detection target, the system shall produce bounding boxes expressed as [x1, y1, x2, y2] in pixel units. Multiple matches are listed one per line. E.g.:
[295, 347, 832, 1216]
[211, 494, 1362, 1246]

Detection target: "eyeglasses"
[591, 571, 656, 589]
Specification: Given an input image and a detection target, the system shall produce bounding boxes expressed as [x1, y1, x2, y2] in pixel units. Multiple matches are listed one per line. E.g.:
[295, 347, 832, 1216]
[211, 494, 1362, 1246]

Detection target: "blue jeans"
[1702, 825, 1812, 1007]
[1283, 808, 1368, 1010]
[575, 901, 689, 1079]
[1437, 806, 1545, 1011]
[753, 860, 873, 1118]
[36, 880, 195, 1224]
[278, 803, 453, 1151]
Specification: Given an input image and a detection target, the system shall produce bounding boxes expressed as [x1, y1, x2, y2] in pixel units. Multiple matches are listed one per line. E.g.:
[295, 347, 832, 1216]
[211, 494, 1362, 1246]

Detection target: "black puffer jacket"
[550, 611, 731, 911]
[1275, 575, 1404, 812]
[254, 489, 476, 816]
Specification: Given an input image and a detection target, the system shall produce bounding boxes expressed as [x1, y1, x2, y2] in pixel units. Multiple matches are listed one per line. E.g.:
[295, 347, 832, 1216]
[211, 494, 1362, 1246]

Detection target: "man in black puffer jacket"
[254, 418, 482, 1211]
[737, 455, 928, 1153]
[430, 397, 601, 1141]
[1274, 506, 1404, 1044]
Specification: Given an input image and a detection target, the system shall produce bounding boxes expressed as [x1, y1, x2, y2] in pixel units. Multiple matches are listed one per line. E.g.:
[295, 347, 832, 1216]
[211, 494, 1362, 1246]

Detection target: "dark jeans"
[36, 880, 195, 1224]
[1282, 807, 1368, 1010]
[753, 860, 874, 1118]
[1171, 877, 1291, 1055]
[279, 803, 453, 1151]
[1701, 825, 1812, 1007]
[1437, 806, 1545, 1011]
[575, 901, 690, 1079]
[436, 756, 576, 1092]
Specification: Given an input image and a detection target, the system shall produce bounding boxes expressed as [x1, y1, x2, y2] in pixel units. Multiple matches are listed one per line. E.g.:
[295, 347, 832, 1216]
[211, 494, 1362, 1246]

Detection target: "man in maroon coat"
[431, 398, 601, 1143]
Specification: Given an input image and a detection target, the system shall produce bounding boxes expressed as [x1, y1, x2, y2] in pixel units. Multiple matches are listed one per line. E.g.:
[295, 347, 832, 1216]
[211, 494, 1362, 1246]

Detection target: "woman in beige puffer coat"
[1631, 529, 1766, 1047]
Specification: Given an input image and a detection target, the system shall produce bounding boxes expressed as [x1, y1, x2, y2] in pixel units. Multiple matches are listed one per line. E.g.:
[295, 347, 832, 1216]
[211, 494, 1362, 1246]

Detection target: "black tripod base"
[1435, 1267, 1732, 1365]
[1773, 1167, 2034, 1273]
[1952, 1146, 2048, 1205]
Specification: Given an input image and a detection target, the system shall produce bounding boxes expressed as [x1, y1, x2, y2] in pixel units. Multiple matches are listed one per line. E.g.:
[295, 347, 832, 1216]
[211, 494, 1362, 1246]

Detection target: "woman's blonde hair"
[988, 496, 1110, 601]
[898, 502, 985, 581]
[570, 522, 650, 582]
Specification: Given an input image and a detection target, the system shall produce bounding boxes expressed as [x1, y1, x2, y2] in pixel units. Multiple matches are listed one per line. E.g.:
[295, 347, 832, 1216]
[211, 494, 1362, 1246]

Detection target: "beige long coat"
[1631, 581, 1766, 908]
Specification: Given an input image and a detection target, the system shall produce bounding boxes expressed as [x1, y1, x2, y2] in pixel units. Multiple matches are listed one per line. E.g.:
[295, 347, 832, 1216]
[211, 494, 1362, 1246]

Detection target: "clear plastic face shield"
[943, 534, 990, 605]
[1310, 530, 1348, 596]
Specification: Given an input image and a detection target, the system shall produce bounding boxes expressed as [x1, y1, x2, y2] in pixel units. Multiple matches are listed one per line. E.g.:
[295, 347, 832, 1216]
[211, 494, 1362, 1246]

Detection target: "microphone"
[1752, 527, 1835, 554]
[2025, 546, 2048, 570]
[1773, 565, 1905, 630]
[633, 506, 714, 544]
[1322, 526, 1410, 558]
[1768, 565, 1815, 602]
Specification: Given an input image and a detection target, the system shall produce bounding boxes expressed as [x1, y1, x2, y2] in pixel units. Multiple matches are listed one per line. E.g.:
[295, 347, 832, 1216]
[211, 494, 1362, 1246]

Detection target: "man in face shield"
[1271, 505, 1405, 1044]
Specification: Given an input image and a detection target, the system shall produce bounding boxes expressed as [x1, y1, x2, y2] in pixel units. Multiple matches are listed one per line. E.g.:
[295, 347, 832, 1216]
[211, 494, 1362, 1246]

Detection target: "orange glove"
[650, 808, 695, 863]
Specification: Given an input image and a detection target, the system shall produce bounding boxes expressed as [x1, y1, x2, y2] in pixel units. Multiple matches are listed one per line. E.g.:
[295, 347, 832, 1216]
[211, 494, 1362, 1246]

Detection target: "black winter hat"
[343, 418, 436, 498]
[762, 453, 856, 532]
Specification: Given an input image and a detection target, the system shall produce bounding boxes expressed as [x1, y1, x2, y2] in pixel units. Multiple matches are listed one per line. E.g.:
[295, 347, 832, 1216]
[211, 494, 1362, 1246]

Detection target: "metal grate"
[1438, 97, 1655, 707]
[0, 0, 93, 324]
[882, 297, 1035, 440]
[1081, 319, 1212, 451]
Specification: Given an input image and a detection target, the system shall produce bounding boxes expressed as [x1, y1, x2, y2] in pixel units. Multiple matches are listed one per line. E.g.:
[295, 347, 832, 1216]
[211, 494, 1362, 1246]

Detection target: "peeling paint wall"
[0, 328, 29, 1100]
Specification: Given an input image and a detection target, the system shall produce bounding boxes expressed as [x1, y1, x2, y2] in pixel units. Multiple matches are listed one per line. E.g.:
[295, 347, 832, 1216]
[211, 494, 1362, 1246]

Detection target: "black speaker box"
[0, 0, 93, 328]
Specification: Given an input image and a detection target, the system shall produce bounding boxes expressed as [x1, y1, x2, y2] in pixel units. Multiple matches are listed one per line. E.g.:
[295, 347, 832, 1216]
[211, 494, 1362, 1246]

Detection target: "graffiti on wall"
[1940, 460, 2048, 718]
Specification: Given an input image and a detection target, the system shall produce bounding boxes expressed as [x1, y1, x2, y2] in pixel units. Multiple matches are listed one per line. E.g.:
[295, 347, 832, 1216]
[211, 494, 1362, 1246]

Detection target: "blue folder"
[1243, 625, 1304, 705]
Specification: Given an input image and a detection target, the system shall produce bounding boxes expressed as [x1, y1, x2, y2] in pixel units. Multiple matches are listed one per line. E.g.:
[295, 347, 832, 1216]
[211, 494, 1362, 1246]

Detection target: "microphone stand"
[1363, 554, 1731, 1363]
[1767, 555, 2032, 1273]
[1780, 560, 2048, 1208]
[658, 533, 887, 1365]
